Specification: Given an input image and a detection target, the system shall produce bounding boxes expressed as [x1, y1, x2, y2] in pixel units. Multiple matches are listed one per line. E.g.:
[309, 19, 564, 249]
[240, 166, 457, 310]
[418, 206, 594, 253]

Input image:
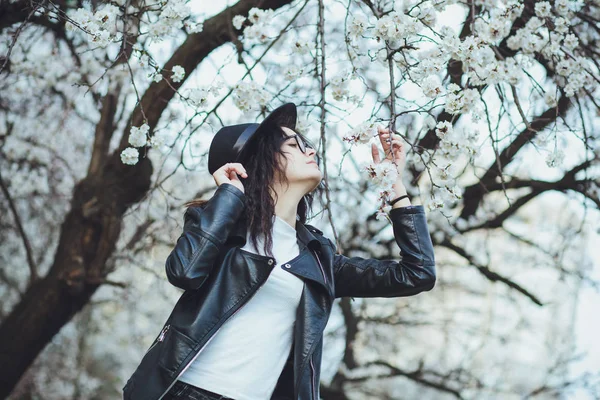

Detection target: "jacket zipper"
[144, 324, 170, 356]
[310, 356, 317, 399]
[156, 276, 271, 400]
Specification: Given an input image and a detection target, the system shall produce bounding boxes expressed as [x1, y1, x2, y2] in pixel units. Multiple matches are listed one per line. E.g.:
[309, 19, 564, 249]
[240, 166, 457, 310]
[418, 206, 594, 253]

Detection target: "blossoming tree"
[0, 0, 599, 398]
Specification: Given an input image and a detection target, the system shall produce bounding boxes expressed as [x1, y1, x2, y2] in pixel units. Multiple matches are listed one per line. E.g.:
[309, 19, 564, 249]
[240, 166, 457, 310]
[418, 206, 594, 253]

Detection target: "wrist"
[390, 181, 411, 209]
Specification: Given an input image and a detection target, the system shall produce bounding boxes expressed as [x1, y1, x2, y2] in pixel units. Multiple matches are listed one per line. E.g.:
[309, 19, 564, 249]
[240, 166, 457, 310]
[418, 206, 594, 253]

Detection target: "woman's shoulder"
[303, 223, 323, 235]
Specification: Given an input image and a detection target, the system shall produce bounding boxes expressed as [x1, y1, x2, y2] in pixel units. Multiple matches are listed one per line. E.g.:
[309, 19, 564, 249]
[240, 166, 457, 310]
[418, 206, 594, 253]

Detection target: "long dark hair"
[183, 122, 324, 258]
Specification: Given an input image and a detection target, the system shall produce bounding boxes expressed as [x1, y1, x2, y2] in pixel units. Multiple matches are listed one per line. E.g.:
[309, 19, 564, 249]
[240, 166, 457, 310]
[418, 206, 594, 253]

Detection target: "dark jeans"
[162, 380, 235, 400]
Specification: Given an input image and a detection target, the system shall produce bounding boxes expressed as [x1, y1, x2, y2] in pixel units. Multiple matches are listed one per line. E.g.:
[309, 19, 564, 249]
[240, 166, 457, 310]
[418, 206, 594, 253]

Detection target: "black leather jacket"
[122, 183, 436, 400]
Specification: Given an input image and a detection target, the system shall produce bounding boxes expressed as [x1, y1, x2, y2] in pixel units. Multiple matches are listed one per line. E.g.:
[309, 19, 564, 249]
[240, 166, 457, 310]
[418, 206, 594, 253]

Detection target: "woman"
[122, 103, 436, 400]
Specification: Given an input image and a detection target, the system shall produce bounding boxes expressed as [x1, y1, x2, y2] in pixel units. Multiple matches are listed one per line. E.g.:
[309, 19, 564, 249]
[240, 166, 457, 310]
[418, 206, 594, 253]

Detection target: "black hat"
[208, 103, 297, 175]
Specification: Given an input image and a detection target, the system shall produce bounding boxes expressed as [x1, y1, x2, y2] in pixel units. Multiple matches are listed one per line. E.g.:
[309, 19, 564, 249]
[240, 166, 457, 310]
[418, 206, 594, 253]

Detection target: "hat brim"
[236, 102, 297, 161]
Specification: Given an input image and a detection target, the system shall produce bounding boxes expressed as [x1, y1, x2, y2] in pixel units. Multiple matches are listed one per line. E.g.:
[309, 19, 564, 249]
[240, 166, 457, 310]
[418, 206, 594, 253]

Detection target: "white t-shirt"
[177, 215, 305, 400]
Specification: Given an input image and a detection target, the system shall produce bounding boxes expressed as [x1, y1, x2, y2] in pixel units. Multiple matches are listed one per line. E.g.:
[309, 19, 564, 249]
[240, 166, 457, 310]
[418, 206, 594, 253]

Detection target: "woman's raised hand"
[213, 162, 248, 193]
[371, 125, 407, 177]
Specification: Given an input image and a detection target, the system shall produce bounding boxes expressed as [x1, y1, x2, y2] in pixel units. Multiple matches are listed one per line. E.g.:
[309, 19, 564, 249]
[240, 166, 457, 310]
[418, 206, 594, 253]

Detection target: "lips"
[307, 161, 318, 165]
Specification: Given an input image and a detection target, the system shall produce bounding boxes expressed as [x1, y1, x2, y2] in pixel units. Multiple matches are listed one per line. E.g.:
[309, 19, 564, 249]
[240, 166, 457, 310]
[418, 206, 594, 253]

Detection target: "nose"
[306, 147, 320, 166]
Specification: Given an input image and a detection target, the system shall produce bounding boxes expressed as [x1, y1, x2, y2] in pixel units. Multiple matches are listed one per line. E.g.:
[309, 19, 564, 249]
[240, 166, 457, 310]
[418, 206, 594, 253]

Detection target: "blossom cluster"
[67, 0, 203, 49]
[66, 4, 121, 47]
[231, 81, 270, 112]
[232, 7, 275, 45]
[182, 82, 224, 110]
[343, 122, 404, 219]
[145, 0, 202, 40]
[120, 123, 166, 165]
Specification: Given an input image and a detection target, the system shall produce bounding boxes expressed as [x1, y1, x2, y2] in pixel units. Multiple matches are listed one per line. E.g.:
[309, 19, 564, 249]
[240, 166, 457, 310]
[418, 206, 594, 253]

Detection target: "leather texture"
[122, 183, 436, 400]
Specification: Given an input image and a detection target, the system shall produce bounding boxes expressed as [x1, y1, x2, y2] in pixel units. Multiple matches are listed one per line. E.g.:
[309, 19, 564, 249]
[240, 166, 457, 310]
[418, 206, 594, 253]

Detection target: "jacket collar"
[229, 212, 322, 250]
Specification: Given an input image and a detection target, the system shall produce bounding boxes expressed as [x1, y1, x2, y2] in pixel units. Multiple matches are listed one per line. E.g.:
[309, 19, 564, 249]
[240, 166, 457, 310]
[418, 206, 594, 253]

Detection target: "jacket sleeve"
[330, 205, 436, 298]
[165, 183, 246, 291]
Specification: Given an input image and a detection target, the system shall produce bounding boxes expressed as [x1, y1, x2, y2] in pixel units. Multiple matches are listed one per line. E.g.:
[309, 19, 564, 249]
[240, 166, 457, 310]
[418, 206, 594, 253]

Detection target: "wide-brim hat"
[208, 103, 297, 175]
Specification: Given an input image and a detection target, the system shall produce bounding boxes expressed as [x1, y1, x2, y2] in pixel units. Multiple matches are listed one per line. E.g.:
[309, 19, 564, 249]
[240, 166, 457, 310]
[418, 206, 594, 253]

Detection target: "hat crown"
[207, 103, 297, 176]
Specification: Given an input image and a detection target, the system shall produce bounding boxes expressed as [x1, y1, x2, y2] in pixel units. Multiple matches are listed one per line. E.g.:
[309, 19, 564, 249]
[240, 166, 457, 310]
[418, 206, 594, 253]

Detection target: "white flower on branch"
[232, 81, 269, 112]
[184, 21, 203, 34]
[343, 122, 376, 145]
[362, 160, 398, 189]
[421, 75, 443, 98]
[248, 7, 273, 25]
[544, 92, 558, 107]
[243, 24, 269, 43]
[534, 2, 552, 18]
[374, 11, 421, 42]
[149, 133, 166, 149]
[435, 121, 453, 140]
[151, 72, 163, 83]
[232, 15, 246, 30]
[171, 65, 185, 82]
[415, 6, 437, 26]
[283, 65, 303, 81]
[348, 14, 369, 40]
[184, 87, 217, 109]
[563, 34, 579, 51]
[554, 0, 570, 16]
[427, 197, 445, 211]
[129, 124, 150, 147]
[120, 147, 139, 165]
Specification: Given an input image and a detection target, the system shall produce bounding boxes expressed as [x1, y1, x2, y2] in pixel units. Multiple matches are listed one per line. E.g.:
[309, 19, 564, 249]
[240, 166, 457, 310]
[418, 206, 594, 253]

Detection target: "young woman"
[122, 103, 436, 400]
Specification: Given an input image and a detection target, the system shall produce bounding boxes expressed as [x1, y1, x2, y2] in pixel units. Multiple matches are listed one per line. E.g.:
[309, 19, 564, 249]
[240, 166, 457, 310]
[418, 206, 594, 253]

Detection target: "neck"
[271, 185, 306, 230]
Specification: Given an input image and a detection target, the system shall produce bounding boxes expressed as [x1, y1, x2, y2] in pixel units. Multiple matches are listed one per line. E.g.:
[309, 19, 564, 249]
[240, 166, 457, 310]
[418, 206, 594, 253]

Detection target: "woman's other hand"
[372, 126, 407, 178]
[212, 162, 248, 193]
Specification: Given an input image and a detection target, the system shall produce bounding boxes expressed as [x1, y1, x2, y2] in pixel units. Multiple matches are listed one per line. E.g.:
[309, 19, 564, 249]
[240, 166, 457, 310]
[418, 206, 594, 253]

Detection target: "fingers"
[371, 142, 381, 163]
[376, 126, 404, 157]
[225, 162, 247, 178]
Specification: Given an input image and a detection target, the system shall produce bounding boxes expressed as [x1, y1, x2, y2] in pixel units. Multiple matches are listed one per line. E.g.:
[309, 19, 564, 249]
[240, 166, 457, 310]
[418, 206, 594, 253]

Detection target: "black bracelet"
[388, 194, 409, 206]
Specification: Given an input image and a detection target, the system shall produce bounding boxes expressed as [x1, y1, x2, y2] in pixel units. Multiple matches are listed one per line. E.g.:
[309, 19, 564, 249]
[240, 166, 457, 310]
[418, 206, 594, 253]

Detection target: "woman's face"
[278, 126, 322, 192]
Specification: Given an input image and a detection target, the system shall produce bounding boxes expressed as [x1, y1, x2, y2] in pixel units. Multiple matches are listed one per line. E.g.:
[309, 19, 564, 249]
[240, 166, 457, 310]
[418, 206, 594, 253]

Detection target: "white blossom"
[374, 11, 421, 42]
[363, 159, 398, 188]
[149, 133, 166, 149]
[171, 65, 185, 82]
[416, 6, 437, 26]
[348, 14, 369, 40]
[544, 92, 558, 107]
[243, 24, 269, 43]
[185, 88, 213, 109]
[563, 34, 578, 51]
[422, 75, 443, 98]
[554, 17, 569, 34]
[343, 122, 376, 145]
[120, 147, 139, 165]
[554, 0, 570, 16]
[248, 7, 273, 25]
[151, 72, 163, 83]
[435, 121, 453, 140]
[184, 21, 203, 33]
[233, 15, 246, 30]
[283, 65, 303, 81]
[534, 2, 552, 18]
[129, 123, 149, 147]
[232, 81, 269, 112]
